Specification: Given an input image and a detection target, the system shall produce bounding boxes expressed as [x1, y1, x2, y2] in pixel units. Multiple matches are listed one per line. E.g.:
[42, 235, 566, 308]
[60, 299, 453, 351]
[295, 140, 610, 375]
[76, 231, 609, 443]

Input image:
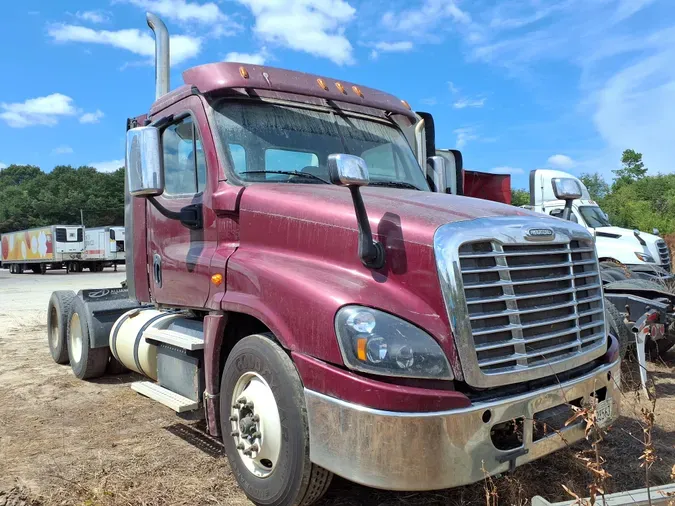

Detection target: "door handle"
[153, 253, 162, 287]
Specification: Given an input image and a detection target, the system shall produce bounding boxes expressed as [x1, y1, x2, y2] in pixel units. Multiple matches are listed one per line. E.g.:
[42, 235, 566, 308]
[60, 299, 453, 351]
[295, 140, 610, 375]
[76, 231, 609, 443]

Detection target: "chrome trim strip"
[434, 216, 607, 388]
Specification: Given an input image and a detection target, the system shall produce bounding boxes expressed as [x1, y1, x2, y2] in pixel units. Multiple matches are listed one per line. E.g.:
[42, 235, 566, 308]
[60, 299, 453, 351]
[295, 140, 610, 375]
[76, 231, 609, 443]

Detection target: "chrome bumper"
[305, 360, 620, 491]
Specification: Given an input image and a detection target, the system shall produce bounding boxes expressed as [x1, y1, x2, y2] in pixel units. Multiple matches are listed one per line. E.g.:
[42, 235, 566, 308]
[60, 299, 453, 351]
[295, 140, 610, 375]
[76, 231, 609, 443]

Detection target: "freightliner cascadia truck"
[45, 12, 622, 506]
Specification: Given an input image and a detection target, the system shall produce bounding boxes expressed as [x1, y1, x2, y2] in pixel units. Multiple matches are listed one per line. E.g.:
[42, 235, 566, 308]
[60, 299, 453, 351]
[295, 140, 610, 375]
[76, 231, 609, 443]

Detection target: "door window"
[162, 116, 207, 195]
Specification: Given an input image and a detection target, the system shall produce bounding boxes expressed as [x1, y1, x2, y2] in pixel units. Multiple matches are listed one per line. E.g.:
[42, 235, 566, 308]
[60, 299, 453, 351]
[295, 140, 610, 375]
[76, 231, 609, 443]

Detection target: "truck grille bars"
[656, 239, 671, 272]
[434, 218, 607, 388]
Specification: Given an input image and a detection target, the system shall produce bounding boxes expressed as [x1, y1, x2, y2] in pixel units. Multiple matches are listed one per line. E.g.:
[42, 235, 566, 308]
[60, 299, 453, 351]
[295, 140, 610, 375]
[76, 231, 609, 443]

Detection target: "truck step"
[131, 381, 199, 413]
[143, 327, 205, 351]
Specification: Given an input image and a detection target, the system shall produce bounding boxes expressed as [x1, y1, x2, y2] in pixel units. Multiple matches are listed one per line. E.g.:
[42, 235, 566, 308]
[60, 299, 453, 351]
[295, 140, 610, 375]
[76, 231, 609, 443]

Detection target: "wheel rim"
[230, 372, 282, 478]
[69, 313, 83, 364]
[49, 306, 59, 349]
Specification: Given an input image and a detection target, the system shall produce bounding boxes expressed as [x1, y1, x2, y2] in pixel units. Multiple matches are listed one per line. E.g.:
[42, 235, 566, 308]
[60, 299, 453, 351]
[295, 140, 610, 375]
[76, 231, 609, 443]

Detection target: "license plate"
[595, 399, 613, 427]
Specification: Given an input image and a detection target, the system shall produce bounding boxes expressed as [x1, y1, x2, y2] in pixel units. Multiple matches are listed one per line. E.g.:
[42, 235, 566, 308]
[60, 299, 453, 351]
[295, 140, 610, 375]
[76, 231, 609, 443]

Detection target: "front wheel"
[220, 334, 332, 506]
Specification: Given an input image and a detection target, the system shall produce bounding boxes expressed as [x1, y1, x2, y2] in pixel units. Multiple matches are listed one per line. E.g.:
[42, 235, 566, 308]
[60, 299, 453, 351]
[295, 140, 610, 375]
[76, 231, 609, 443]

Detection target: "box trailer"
[83, 226, 126, 271]
[1, 225, 84, 274]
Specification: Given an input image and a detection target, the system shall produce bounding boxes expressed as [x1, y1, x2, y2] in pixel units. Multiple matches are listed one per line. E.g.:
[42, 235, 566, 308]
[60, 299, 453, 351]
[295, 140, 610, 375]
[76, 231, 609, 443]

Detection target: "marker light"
[401, 99, 411, 110]
[335, 82, 347, 94]
[211, 273, 224, 286]
[317, 78, 329, 91]
[239, 66, 249, 79]
[352, 86, 364, 98]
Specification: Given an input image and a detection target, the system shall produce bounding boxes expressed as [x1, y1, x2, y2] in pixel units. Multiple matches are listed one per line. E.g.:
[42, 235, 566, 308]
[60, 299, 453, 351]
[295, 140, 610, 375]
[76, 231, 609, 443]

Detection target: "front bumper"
[305, 359, 620, 491]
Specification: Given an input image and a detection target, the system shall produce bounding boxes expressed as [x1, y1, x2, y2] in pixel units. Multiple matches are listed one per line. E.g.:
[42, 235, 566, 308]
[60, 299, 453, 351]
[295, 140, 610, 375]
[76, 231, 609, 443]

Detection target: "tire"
[605, 279, 670, 293]
[47, 290, 77, 364]
[40, 263, 47, 274]
[220, 334, 333, 506]
[604, 299, 630, 359]
[67, 296, 109, 380]
[31, 265, 41, 274]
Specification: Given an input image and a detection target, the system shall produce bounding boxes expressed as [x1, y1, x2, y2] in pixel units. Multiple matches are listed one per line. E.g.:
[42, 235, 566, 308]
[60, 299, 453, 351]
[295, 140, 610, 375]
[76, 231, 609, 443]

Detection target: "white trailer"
[83, 226, 125, 271]
[1, 225, 84, 274]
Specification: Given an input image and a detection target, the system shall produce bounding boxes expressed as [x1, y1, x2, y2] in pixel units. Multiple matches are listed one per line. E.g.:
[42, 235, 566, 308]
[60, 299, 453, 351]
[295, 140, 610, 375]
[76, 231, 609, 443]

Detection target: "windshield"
[578, 205, 610, 227]
[211, 100, 429, 191]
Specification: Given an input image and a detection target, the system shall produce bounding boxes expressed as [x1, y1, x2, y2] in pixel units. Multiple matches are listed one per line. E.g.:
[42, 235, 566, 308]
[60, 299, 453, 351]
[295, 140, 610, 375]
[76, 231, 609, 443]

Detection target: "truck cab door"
[146, 96, 217, 308]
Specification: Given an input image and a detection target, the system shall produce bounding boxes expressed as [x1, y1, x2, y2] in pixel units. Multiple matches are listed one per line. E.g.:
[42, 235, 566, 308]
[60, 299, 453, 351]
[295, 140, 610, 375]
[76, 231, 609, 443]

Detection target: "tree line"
[511, 150, 675, 235]
[0, 164, 124, 234]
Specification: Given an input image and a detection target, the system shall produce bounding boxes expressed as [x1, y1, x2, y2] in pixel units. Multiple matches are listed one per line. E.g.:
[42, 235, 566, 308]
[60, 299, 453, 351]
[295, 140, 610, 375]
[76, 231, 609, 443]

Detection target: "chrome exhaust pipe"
[146, 12, 170, 99]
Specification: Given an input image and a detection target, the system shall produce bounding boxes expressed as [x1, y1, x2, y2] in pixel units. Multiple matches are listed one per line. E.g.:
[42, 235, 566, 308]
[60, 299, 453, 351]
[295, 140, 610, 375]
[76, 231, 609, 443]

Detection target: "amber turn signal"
[211, 273, 224, 286]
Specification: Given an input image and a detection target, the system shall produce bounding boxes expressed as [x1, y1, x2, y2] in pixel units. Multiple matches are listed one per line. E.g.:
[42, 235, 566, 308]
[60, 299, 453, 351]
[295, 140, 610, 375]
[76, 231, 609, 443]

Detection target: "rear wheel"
[604, 299, 630, 359]
[47, 290, 76, 364]
[67, 296, 109, 379]
[220, 334, 333, 506]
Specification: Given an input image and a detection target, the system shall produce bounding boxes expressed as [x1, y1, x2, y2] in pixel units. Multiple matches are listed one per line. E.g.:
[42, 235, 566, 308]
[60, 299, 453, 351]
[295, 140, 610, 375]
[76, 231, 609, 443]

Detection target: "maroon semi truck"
[45, 12, 621, 506]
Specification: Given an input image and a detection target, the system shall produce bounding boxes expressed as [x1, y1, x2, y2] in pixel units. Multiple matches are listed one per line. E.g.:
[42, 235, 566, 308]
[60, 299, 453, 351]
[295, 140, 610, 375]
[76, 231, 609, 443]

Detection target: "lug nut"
[231, 431, 239, 437]
[238, 397, 247, 405]
[252, 432, 261, 439]
[252, 415, 260, 422]
[236, 443, 245, 450]
[245, 402, 254, 409]
[243, 449, 252, 456]
[249, 444, 259, 453]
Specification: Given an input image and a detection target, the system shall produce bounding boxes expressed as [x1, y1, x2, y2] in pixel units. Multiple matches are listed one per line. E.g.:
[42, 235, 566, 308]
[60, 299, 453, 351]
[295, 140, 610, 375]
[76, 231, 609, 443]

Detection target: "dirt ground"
[1, 267, 674, 506]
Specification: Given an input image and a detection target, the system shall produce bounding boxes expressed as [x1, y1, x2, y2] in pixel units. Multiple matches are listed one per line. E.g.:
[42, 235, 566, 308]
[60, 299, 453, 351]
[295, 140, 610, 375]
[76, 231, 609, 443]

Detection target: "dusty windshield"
[578, 205, 610, 227]
[211, 100, 429, 190]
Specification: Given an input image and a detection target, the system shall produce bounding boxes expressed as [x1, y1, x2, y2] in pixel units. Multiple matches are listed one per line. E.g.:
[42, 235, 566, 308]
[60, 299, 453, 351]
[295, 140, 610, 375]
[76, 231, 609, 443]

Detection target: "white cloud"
[369, 40, 413, 59]
[453, 97, 486, 109]
[80, 110, 104, 124]
[236, 0, 356, 65]
[90, 159, 124, 173]
[547, 154, 576, 169]
[124, 0, 235, 27]
[52, 145, 74, 155]
[383, 0, 470, 32]
[448, 81, 459, 94]
[0, 162, 7, 169]
[489, 166, 524, 175]
[47, 24, 201, 66]
[75, 10, 109, 24]
[224, 50, 267, 65]
[0, 93, 77, 128]
[454, 127, 478, 149]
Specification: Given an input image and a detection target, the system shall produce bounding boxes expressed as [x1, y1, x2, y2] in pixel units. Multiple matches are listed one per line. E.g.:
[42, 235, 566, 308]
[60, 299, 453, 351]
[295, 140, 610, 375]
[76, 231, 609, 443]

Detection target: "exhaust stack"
[146, 12, 170, 99]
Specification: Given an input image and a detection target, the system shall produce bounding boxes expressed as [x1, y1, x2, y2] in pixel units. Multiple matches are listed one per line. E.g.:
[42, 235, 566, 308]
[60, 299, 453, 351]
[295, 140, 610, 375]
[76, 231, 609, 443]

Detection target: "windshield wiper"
[368, 181, 421, 190]
[238, 170, 329, 184]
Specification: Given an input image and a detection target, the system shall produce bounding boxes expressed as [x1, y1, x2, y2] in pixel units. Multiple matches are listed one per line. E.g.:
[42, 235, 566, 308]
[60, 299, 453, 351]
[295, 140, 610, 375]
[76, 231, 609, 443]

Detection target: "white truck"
[83, 226, 125, 271]
[1, 225, 84, 274]
[526, 169, 671, 276]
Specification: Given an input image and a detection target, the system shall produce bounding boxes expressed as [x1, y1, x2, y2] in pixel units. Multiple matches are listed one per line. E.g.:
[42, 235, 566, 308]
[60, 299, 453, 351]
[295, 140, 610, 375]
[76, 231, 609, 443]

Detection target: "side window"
[229, 144, 247, 174]
[162, 116, 206, 195]
[549, 208, 578, 223]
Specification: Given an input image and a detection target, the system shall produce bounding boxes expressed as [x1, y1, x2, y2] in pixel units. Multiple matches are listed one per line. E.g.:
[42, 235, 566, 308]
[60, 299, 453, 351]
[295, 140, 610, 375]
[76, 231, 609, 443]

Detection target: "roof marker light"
[335, 82, 347, 94]
[352, 85, 364, 98]
[401, 99, 411, 110]
[317, 78, 329, 91]
[239, 66, 249, 79]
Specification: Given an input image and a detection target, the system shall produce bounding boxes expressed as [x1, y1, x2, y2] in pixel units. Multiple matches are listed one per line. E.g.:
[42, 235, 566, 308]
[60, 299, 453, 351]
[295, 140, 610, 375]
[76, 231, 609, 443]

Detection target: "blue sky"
[0, 0, 671, 189]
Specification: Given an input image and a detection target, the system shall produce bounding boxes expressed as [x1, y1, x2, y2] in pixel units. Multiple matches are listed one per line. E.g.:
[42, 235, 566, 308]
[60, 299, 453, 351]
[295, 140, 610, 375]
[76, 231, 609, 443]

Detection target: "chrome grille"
[434, 217, 608, 389]
[656, 239, 671, 271]
[459, 240, 605, 375]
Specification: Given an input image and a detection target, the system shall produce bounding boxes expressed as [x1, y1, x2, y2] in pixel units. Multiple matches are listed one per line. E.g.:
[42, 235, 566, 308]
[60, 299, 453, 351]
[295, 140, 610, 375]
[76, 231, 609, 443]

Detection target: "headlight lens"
[335, 306, 453, 380]
[635, 252, 655, 263]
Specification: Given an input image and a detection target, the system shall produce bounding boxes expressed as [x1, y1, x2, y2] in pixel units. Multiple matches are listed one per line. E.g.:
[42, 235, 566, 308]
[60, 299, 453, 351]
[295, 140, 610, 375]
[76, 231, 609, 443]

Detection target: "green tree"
[613, 149, 647, 188]
[579, 172, 609, 201]
[511, 188, 530, 207]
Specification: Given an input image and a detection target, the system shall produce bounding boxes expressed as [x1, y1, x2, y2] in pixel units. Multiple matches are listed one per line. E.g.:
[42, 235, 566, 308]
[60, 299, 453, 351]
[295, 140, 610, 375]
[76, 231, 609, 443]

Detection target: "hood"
[593, 226, 665, 265]
[239, 184, 540, 247]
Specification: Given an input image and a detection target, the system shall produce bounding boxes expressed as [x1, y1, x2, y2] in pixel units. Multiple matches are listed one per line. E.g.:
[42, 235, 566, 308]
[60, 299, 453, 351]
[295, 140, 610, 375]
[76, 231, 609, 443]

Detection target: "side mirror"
[551, 177, 582, 200]
[327, 153, 384, 269]
[426, 155, 447, 193]
[653, 228, 660, 236]
[126, 126, 164, 197]
[327, 154, 369, 186]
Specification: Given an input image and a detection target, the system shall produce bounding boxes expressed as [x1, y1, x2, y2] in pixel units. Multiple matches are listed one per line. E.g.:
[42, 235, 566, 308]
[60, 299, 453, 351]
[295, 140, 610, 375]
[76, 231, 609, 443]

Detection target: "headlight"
[635, 252, 655, 263]
[335, 306, 453, 380]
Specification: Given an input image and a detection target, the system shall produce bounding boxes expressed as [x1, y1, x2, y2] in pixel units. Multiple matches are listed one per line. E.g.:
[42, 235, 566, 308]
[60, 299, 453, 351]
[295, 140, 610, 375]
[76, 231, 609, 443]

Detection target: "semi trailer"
[46, 12, 622, 506]
[84, 226, 126, 271]
[1, 224, 83, 274]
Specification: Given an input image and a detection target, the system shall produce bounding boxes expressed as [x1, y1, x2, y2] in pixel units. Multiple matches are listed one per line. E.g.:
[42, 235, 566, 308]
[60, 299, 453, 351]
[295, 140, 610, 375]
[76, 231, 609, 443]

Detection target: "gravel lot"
[1, 266, 674, 506]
